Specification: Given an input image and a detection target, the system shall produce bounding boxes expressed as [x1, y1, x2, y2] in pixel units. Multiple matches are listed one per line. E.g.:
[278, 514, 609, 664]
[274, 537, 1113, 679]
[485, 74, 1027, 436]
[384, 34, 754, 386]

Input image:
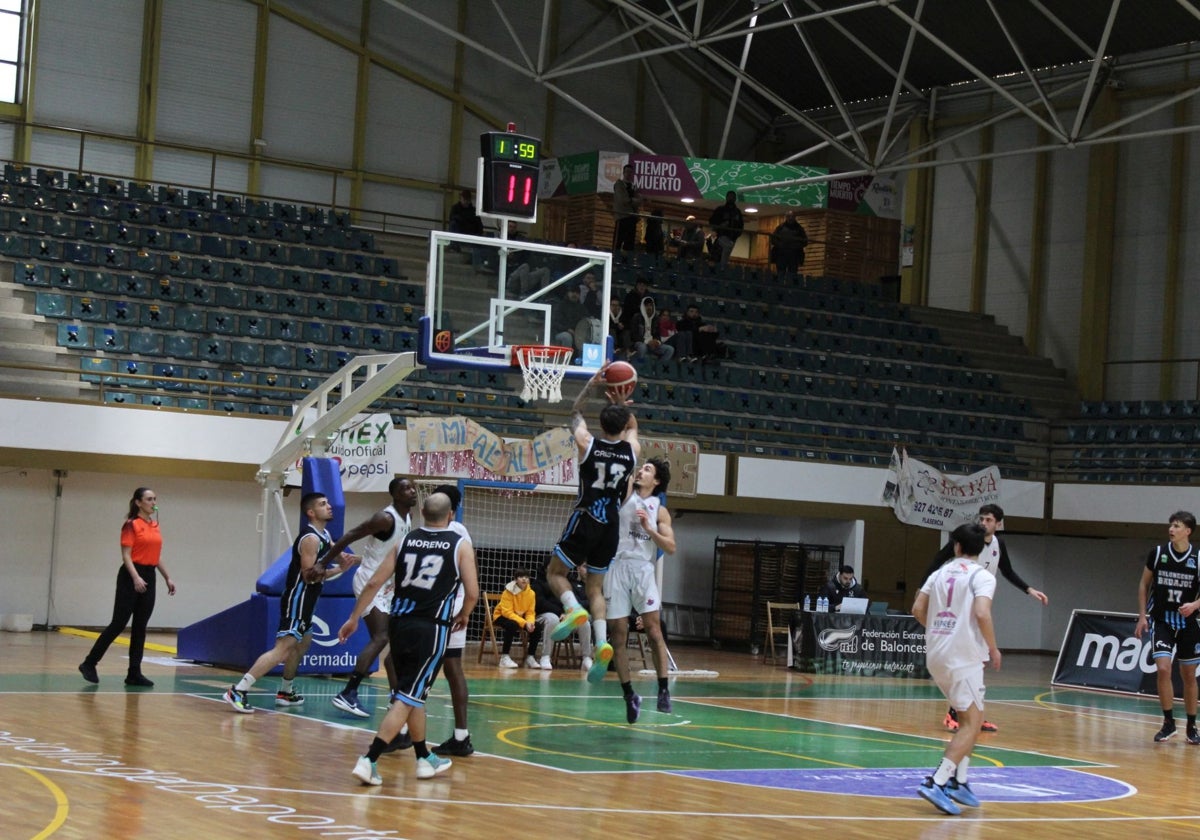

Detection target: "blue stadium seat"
[298, 346, 327, 370]
[35, 291, 68, 317]
[69, 296, 103, 320]
[240, 314, 269, 338]
[303, 321, 330, 343]
[263, 345, 294, 368]
[213, 285, 244, 309]
[271, 318, 299, 341]
[308, 296, 333, 318]
[199, 337, 230, 362]
[57, 322, 89, 347]
[174, 306, 206, 332]
[104, 299, 137, 324]
[246, 290, 277, 313]
[207, 312, 236, 334]
[129, 331, 164, 356]
[163, 334, 197, 359]
[80, 355, 117, 383]
[231, 341, 263, 366]
[278, 292, 308, 316]
[96, 326, 129, 352]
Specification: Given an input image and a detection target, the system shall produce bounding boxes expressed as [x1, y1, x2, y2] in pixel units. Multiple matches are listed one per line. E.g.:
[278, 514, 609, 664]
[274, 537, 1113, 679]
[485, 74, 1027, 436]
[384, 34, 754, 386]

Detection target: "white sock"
[235, 673, 256, 692]
[280, 679, 293, 693]
[454, 728, 469, 740]
[400, 724, 409, 735]
[932, 757, 956, 786]
[955, 756, 970, 783]
[594, 619, 607, 646]
[561, 591, 580, 612]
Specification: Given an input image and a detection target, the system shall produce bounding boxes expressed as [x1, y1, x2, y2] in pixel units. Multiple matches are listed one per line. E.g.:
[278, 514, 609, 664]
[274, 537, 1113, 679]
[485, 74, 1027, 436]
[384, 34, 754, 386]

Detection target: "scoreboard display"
[480, 131, 541, 220]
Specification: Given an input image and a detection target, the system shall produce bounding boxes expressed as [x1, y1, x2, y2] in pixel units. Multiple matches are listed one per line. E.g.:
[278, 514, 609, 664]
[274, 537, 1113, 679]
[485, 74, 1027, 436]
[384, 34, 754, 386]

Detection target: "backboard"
[419, 230, 614, 380]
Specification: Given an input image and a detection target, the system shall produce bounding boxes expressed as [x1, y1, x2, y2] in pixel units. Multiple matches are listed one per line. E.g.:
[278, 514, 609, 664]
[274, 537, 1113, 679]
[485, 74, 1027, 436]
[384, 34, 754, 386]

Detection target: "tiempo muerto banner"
[881, 447, 1001, 530]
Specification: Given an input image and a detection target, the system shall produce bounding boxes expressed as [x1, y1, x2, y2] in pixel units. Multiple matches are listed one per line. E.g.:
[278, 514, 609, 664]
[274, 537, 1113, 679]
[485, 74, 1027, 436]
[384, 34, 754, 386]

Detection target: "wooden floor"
[3, 630, 1199, 840]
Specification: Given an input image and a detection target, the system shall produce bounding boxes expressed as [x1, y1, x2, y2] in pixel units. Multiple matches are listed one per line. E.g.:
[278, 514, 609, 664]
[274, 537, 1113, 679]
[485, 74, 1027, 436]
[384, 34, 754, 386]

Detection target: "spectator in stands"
[622, 276, 652, 322]
[630, 295, 675, 365]
[708, 190, 744, 269]
[579, 271, 604, 318]
[493, 569, 543, 669]
[613, 164, 641, 255]
[643, 208, 665, 258]
[657, 306, 691, 361]
[448, 189, 483, 236]
[818, 564, 867, 611]
[506, 249, 551, 296]
[551, 285, 591, 359]
[672, 215, 706, 261]
[609, 296, 631, 358]
[677, 303, 720, 361]
[770, 210, 808, 276]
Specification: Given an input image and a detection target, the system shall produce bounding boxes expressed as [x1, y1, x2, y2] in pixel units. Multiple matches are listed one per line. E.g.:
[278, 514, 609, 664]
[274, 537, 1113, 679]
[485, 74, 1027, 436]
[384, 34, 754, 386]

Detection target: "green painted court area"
[9, 670, 1117, 776]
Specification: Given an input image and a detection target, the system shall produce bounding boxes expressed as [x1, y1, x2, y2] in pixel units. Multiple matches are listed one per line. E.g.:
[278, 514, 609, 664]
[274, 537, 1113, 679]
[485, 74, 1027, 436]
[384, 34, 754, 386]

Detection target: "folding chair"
[764, 601, 800, 665]
[477, 592, 529, 664]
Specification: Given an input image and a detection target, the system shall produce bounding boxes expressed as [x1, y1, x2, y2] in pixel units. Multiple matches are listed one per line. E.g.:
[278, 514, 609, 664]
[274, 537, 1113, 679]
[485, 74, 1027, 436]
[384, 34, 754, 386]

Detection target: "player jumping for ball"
[547, 365, 640, 683]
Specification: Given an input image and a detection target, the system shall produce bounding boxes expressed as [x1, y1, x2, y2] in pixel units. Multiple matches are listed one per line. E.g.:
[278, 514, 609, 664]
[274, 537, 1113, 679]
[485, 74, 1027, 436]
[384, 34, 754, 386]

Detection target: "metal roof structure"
[385, 1, 1200, 180]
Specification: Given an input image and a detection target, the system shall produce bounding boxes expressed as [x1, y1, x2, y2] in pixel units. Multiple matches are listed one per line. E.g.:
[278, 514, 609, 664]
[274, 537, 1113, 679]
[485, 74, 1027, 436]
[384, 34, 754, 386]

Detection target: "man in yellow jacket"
[493, 569, 542, 668]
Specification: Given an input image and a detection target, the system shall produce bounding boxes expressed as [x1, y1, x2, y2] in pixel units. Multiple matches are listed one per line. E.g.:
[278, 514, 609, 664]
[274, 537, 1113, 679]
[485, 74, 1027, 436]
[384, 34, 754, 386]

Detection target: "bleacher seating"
[0, 163, 1059, 475]
[1055, 400, 1199, 482]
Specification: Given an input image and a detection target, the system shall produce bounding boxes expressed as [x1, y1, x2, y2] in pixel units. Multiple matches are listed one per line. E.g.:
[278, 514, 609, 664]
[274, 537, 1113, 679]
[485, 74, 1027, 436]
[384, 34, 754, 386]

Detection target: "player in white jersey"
[923, 503, 1046, 732]
[317, 477, 418, 719]
[604, 458, 676, 723]
[912, 522, 1001, 816]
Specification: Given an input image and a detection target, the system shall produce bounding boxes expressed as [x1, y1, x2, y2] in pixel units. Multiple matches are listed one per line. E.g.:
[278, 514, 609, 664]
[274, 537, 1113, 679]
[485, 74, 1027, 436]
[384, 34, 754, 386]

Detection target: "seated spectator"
[672, 215, 705, 261]
[643, 209, 665, 258]
[578, 271, 604, 318]
[770, 210, 808, 276]
[551, 286, 591, 359]
[531, 572, 593, 671]
[507, 249, 552, 296]
[493, 569, 543, 669]
[818, 564, 867, 612]
[447, 189, 483, 237]
[609, 296, 630, 358]
[622, 276, 651, 321]
[658, 306, 692, 360]
[677, 303, 720, 361]
[631, 296, 675, 365]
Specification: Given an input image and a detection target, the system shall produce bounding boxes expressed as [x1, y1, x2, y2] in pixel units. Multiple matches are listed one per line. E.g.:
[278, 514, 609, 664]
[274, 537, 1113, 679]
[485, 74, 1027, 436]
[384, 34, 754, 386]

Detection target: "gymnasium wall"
[0, 397, 1179, 652]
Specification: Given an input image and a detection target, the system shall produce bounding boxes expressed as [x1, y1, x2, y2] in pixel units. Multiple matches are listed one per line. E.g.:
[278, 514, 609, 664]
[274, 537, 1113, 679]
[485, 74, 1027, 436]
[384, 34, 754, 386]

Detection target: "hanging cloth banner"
[880, 447, 1001, 529]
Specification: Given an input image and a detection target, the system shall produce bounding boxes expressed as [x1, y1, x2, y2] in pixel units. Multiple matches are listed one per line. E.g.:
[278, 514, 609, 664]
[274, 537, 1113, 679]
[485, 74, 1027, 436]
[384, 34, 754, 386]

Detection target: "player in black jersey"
[1134, 510, 1200, 744]
[547, 365, 640, 683]
[224, 492, 351, 713]
[341, 492, 479, 786]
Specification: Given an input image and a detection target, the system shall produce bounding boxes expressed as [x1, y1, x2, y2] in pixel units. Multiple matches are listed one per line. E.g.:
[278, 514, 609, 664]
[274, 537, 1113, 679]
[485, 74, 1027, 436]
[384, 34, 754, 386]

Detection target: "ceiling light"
[744, 207, 758, 213]
[680, 197, 694, 204]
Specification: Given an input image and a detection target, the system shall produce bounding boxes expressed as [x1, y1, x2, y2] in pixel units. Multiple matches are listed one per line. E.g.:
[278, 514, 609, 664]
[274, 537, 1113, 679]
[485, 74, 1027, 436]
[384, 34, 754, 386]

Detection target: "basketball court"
[3, 631, 1197, 839]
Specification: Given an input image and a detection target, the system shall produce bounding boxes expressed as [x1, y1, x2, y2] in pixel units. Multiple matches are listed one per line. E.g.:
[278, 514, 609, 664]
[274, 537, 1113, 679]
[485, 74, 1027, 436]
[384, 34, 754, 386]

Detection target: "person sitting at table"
[818, 565, 866, 611]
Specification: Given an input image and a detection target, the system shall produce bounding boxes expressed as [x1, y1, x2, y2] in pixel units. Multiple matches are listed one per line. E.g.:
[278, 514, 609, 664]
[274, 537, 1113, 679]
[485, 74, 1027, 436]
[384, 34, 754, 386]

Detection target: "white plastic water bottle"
[818, 595, 828, 613]
[803, 594, 811, 612]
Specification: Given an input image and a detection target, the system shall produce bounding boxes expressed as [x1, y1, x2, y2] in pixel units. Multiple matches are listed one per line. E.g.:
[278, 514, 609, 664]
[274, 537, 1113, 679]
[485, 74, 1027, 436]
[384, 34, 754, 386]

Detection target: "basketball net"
[513, 345, 573, 403]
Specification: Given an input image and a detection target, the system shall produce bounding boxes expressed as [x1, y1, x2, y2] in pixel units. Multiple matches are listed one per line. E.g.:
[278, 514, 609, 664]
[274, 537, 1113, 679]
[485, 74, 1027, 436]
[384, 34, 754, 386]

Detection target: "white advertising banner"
[284, 411, 395, 492]
[880, 447, 1001, 530]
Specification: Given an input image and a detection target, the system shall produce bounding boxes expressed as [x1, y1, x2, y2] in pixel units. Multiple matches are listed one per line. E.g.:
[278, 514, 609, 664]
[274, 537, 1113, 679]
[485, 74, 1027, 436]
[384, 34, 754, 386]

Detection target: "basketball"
[604, 360, 638, 389]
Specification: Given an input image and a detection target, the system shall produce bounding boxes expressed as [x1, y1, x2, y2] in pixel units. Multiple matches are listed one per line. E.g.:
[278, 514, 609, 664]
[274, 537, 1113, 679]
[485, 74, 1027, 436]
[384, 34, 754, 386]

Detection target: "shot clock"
[479, 130, 541, 221]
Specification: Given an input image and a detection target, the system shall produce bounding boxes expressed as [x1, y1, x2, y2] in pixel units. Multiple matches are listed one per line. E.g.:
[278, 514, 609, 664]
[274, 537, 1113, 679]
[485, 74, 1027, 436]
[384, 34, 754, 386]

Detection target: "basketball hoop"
[512, 345, 574, 403]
